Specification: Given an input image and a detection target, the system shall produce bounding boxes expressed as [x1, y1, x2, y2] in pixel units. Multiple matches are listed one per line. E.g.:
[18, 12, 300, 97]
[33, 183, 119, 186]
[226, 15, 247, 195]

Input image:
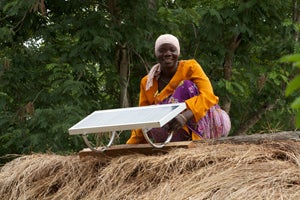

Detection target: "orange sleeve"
[184, 60, 219, 122]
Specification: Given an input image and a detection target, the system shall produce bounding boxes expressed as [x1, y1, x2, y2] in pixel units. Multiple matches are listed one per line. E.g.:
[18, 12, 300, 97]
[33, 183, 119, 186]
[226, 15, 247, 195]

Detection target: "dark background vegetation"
[0, 0, 299, 161]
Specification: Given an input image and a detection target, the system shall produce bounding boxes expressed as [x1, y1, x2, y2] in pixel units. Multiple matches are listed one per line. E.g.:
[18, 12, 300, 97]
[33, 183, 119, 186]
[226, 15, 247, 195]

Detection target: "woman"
[127, 34, 230, 144]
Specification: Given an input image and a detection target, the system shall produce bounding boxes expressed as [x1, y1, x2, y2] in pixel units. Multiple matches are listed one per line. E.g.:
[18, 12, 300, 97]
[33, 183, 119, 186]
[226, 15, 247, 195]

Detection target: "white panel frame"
[68, 103, 186, 135]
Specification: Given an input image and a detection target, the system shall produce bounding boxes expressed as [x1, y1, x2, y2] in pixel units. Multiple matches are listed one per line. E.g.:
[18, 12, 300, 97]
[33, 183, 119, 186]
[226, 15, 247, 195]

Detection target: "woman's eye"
[159, 48, 175, 53]
[170, 48, 176, 52]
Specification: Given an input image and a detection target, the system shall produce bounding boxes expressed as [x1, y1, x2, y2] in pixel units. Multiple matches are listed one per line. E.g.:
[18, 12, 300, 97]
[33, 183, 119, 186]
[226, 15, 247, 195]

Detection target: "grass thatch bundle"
[1, 141, 300, 199]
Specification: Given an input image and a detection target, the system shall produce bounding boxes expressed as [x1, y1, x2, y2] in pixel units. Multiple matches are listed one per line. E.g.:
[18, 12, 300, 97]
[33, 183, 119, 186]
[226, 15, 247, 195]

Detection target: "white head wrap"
[146, 34, 180, 91]
[154, 34, 180, 57]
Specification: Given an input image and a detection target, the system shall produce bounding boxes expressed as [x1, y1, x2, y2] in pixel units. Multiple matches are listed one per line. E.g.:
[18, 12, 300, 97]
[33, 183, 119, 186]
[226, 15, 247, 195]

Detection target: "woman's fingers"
[167, 116, 185, 132]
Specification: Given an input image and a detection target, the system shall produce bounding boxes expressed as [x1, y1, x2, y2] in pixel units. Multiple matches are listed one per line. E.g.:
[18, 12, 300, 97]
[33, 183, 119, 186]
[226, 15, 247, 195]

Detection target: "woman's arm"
[185, 60, 219, 122]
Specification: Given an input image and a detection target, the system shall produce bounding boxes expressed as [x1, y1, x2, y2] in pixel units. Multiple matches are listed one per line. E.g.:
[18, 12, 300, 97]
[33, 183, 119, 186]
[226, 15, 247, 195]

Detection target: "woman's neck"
[160, 61, 179, 78]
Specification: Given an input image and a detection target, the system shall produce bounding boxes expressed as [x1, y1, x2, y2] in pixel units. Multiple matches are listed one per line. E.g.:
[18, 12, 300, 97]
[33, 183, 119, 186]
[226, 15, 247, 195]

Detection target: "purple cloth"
[148, 80, 231, 142]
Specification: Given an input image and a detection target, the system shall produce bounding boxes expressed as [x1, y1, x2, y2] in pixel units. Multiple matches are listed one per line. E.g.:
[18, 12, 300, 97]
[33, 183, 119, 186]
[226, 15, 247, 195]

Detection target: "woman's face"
[156, 43, 179, 70]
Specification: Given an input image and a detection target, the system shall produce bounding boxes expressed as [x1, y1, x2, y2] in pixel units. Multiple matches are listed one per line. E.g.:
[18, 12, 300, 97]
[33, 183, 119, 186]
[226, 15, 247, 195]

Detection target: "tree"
[185, 0, 296, 135]
[281, 54, 300, 128]
[0, 0, 297, 159]
[150, 0, 296, 135]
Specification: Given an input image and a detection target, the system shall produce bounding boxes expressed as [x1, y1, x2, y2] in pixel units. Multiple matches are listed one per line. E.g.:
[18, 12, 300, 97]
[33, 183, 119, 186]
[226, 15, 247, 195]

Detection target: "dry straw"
[1, 141, 300, 200]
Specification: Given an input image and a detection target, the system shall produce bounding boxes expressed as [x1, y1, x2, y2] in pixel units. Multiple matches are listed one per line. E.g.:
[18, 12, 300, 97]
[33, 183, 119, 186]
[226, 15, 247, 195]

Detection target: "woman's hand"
[166, 110, 193, 132]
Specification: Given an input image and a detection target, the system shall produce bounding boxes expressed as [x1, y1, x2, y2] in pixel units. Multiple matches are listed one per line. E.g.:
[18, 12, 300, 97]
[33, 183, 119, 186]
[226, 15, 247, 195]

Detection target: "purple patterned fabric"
[148, 80, 231, 142]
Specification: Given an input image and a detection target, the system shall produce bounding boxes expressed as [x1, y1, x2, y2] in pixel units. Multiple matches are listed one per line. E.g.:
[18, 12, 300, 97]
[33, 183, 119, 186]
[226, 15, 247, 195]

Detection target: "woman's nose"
[164, 50, 172, 56]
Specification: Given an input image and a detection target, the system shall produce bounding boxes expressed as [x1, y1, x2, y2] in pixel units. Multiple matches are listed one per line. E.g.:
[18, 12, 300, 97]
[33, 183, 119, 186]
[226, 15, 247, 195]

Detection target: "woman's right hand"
[167, 110, 193, 132]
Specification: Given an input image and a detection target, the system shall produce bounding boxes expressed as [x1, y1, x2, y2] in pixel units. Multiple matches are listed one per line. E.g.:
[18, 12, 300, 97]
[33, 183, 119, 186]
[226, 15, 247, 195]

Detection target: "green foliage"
[180, 0, 295, 134]
[0, 0, 298, 161]
[280, 53, 300, 127]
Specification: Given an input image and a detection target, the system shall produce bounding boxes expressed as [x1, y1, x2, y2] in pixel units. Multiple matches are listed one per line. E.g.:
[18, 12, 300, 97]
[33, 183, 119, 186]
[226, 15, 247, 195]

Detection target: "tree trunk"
[148, 0, 156, 9]
[222, 34, 242, 113]
[293, 0, 300, 42]
[108, 0, 130, 108]
[117, 44, 130, 108]
[233, 101, 278, 135]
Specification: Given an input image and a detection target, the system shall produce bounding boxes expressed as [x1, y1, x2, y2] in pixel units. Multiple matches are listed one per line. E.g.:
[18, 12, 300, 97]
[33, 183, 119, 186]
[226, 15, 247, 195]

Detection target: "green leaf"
[225, 80, 232, 91]
[296, 112, 300, 128]
[286, 76, 300, 96]
[3, 1, 18, 13]
[231, 82, 245, 93]
[209, 9, 223, 23]
[291, 97, 300, 109]
[280, 54, 300, 67]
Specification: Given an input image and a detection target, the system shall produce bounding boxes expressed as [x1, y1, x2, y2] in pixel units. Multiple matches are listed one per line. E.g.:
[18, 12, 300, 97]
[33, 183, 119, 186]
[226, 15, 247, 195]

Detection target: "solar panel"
[68, 103, 186, 135]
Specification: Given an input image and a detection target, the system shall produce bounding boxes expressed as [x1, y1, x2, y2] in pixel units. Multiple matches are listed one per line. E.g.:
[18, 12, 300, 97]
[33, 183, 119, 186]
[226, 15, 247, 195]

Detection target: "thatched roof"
[1, 136, 300, 199]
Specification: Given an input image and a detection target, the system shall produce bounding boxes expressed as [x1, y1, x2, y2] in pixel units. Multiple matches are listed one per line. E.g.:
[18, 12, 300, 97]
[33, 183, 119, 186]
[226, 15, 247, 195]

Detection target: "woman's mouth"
[163, 58, 174, 64]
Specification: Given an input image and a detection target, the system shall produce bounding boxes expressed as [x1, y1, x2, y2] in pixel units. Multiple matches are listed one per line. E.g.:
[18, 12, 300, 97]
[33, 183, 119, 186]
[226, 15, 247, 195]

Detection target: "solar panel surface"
[69, 103, 186, 135]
